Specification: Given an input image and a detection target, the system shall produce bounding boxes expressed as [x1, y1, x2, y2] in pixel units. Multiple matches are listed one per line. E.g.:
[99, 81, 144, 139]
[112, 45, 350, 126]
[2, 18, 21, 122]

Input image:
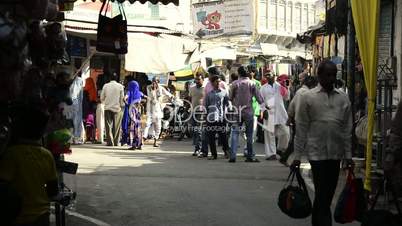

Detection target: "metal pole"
[347, 0, 356, 156]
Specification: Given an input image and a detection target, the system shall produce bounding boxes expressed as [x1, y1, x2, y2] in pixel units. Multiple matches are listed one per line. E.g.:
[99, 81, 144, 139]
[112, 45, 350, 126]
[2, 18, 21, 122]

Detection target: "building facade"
[257, 0, 319, 37]
[254, 0, 322, 59]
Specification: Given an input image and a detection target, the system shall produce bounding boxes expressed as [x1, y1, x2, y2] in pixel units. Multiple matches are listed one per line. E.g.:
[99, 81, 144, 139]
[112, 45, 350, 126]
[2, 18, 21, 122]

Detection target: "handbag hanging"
[334, 169, 367, 223]
[96, 0, 128, 54]
[278, 167, 312, 219]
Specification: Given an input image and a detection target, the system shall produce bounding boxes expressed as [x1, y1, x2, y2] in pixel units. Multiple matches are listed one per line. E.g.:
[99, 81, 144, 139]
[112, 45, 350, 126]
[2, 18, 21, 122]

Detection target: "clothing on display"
[84, 77, 98, 102]
[62, 76, 84, 144]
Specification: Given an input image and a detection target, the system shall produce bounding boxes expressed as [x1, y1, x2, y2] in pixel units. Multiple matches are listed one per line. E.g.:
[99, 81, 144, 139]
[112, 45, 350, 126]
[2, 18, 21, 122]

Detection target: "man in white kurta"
[143, 77, 173, 147]
[260, 73, 290, 160]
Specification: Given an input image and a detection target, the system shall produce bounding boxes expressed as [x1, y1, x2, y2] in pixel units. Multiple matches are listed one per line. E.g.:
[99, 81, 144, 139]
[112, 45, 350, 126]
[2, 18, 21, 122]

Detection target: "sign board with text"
[193, 1, 225, 38]
[192, 0, 254, 39]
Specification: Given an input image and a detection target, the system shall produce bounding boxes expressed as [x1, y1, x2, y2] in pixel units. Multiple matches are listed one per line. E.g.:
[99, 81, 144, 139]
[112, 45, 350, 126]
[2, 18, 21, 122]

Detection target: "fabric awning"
[64, 1, 184, 37]
[174, 66, 193, 78]
[174, 66, 194, 82]
[296, 22, 326, 44]
[260, 43, 311, 59]
[260, 43, 279, 55]
[124, 33, 197, 73]
[81, 0, 179, 6]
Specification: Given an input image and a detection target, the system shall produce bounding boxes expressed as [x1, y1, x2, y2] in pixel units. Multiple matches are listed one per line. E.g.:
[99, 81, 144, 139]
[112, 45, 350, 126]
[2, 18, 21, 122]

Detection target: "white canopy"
[64, 1, 198, 74]
[124, 33, 197, 73]
[187, 45, 238, 67]
[199, 46, 237, 60]
[260, 43, 312, 59]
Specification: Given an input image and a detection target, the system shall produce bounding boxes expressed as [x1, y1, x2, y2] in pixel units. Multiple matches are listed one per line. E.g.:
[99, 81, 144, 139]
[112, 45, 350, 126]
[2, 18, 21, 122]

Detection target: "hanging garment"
[84, 77, 97, 102]
[63, 76, 83, 143]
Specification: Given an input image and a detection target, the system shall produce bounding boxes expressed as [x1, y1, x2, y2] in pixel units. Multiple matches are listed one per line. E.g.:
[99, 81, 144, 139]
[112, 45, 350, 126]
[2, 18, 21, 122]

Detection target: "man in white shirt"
[189, 73, 205, 157]
[101, 74, 125, 146]
[260, 72, 290, 160]
[280, 75, 317, 165]
[143, 76, 173, 147]
[291, 60, 354, 226]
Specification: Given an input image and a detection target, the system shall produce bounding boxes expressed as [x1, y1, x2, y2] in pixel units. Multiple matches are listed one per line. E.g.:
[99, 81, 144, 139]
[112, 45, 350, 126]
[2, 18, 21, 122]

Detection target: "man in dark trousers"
[189, 73, 205, 157]
[291, 60, 354, 226]
[101, 73, 125, 146]
[204, 75, 229, 160]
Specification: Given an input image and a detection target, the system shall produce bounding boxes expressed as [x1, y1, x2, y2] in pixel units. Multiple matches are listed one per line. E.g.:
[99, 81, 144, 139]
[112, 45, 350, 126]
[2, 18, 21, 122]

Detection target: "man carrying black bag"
[291, 60, 354, 226]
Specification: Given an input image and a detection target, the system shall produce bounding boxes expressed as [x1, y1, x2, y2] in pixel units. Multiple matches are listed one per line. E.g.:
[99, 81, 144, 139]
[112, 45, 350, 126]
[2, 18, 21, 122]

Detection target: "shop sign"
[192, 0, 253, 39]
[223, 0, 253, 36]
[193, 1, 225, 38]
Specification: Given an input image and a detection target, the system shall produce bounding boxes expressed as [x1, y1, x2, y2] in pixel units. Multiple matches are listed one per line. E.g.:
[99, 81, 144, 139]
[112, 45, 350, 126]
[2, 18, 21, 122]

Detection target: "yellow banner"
[351, 0, 380, 191]
[174, 66, 193, 77]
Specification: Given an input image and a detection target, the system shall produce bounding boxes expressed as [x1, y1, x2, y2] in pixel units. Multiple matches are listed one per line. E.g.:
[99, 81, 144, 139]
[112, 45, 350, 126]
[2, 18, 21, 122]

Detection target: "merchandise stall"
[0, 0, 181, 225]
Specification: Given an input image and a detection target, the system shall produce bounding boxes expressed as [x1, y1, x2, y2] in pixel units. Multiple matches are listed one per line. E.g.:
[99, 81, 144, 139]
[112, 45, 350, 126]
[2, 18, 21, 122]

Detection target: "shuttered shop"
[378, 0, 394, 64]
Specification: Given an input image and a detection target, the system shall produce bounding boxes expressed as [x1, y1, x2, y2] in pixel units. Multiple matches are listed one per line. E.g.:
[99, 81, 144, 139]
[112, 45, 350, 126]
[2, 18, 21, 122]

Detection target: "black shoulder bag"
[96, 0, 128, 54]
[278, 167, 312, 219]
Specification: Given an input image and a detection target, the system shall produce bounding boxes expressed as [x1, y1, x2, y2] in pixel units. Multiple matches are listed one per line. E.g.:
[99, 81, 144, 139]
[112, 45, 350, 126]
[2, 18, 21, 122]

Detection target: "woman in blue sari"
[121, 81, 144, 150]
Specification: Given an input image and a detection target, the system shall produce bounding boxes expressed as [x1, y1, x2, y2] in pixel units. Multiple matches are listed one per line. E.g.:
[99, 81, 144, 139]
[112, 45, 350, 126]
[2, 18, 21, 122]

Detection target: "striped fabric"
[82, 0, 179, 6]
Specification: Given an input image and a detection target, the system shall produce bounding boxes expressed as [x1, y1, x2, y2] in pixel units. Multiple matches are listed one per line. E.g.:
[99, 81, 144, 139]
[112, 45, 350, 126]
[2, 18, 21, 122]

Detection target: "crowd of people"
[1, 60, 401, 226]
[186, 61, 362, 226]
[87, 63, 319, 165]
[81, 72, 174, 149]
[184, 64, 300, 163]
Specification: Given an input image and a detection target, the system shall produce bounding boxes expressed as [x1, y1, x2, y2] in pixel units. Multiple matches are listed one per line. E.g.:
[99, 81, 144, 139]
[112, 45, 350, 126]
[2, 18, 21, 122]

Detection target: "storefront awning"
[296, 22, 326, 44]
[260, 43, 279, 55]
[81, 0, 179, 6]
[186, 45, 237, 65]
[260, 43, 311, 59]
[124, 33, 197, 74]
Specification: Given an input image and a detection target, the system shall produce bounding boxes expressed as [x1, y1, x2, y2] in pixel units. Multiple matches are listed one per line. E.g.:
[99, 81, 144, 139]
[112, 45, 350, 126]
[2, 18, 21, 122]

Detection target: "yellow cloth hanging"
[351, 0, 380, 191]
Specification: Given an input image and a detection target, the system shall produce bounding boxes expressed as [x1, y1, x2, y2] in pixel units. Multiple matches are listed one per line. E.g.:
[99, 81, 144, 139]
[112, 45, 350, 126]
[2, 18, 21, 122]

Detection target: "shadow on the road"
[65, 139, 359, 226]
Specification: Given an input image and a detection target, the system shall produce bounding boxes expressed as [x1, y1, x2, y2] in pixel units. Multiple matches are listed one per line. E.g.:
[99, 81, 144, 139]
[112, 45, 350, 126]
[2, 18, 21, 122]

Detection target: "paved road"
[63, 139, 359, 226]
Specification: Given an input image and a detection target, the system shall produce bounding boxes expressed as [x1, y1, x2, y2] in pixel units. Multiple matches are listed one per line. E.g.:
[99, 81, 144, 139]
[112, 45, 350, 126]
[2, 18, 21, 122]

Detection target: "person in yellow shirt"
[0, 105, 58, 226]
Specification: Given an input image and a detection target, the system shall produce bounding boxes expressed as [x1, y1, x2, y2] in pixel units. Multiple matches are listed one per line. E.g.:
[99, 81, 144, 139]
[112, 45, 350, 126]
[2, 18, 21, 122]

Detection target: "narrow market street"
[63, 139, 359, 226]
[2, 1, 402, 226]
